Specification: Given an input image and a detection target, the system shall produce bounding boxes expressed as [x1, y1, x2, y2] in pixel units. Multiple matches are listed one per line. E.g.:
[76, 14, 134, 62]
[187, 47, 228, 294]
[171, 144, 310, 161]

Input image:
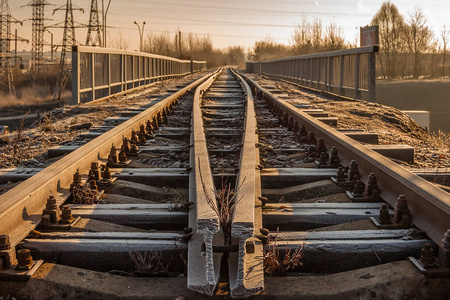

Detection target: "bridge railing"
[246, 45, 378, 102]
[72, 46, 207, 104]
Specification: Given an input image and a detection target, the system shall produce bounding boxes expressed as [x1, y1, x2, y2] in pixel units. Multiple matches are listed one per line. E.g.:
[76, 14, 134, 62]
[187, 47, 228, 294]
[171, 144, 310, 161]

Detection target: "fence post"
[328, 57, 333, 93]
[355, 53, 361, 100]
[71, 45, 80, 105]
[108, 54, 111, 97]
[91, 52, 95, 101]
[368, 52, 376, 103]
[339, 55, 344, 96]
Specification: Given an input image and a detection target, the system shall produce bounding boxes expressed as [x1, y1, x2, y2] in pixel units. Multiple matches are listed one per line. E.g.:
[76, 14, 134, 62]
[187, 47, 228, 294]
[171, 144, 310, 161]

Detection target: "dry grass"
[200, 164, 244, 245]
[264, 228, 305, 276]
[0, 86, 71, 110]
[430, 130, 450, 149]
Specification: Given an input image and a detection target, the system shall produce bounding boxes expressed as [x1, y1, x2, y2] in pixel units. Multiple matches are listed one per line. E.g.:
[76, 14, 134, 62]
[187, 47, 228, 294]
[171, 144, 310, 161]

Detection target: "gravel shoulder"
[248, 73, 450, 170]
[0, 73, 207, 169]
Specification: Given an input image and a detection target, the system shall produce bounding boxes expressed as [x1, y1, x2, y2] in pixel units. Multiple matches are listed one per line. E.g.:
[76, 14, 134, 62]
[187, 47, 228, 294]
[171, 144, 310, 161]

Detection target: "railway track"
[0, 67, 449, 299]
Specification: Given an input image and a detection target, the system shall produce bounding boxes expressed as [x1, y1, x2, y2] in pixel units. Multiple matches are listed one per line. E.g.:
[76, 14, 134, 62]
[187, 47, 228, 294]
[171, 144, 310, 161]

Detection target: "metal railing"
[72, 45, 207, 104]
[246, 45, 378, 102]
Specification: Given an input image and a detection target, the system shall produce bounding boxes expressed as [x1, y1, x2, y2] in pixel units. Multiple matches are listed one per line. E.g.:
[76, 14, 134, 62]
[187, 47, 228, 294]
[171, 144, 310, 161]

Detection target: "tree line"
[371, 1, 448, 79]
[246, 1, 449, 80]
[109, 1, 448, 79]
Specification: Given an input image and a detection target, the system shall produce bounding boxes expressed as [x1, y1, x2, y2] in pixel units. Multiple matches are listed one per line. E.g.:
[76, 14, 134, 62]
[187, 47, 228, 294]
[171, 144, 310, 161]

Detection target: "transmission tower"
[86, 0, 102, 47]
[25, 0, 52, 75]
[0, 0, 27, 94]
[52, 0, 83, 100]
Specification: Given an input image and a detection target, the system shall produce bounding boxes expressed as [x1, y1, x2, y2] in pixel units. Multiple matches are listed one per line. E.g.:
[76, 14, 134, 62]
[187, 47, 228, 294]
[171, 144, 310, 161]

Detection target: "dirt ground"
[248, 74, 450, 170]
[0, 73, 206, 169]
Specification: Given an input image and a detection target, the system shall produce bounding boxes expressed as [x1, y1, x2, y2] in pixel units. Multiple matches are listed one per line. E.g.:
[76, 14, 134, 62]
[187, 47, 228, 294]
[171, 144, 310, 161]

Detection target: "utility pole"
[174, 34, 177, 55]
[134, 21, 145, 52]
[102, 0, 111, 48]
[178, 30, 181, 58]
[52, 0, 83, 100]
[25, 0, 53, 78]
[0, 0, 28, 94]
[86, 0, 101, 46]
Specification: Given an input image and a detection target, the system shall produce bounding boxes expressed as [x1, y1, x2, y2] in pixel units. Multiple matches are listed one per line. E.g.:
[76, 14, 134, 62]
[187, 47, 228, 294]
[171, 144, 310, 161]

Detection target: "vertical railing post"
[71, 45, 80, 105]
[108, 53, 111, 97]
[328, 57, 333, 93]
[355, 53, 361, 100]
[339, 55, 344, 96]
[317, 58, 321, 90]
[91, 52, 95, 101]
[324, 57, 327, 91]
[368, 52, 376, 103]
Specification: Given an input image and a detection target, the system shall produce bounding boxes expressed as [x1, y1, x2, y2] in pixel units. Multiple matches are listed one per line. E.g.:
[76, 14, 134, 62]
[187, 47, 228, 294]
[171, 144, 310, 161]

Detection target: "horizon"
[8, 0, 450, 53]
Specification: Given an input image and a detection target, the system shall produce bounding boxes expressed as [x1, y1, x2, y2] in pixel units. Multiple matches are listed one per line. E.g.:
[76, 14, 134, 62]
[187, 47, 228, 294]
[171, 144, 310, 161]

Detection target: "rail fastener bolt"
[70, 169, 84, 193]
[378, 204, 392, 225]
[336, 167, 346, 182]
[258, 197, 268, 207]
[260, 228, 270, 236]
[256, 235, 269, 245]
[347, 160, 360, 182]
[317, 138, 327, 153]
[366, 173, 380, 198]
[16, 249, 34, 270]
[0, 234, 11, 250]
[419, 243, 437, 268]
[328, 146, 340, 167]
[42, 195, 60, 223]
[59, 206, 75, 224]
[308, 131, 316, 145]
[89, 162, 101, 181]
[393, 194, 411, 227]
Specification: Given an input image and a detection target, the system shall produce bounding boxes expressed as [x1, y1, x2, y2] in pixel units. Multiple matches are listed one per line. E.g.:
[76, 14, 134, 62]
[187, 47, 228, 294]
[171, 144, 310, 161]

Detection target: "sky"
[8, 0, 450, 53]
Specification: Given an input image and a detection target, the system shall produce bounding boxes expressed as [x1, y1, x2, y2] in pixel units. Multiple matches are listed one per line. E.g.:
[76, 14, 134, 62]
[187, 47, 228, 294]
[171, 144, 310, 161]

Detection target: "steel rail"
[187, 68, 223, 295]
[238, 71, 450, 266]
[229, 68, 264, 297]
[0, 71, 216, 252]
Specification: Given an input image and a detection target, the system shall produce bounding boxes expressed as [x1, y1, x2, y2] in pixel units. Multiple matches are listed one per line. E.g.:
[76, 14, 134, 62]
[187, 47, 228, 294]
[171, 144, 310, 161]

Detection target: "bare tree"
[323, 20, 346, 51]
[291, 17, 313, 54]
[291, 17, 346, 54]
[111, 31, 129, 50]
[371, 1, 407, 79]
[406, 7, 433, 78]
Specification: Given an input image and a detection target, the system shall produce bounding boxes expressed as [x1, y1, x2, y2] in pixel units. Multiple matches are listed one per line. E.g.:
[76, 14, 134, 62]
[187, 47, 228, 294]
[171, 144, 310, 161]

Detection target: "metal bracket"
[409, 257, 450, 278]
[0, 260, 44, 282]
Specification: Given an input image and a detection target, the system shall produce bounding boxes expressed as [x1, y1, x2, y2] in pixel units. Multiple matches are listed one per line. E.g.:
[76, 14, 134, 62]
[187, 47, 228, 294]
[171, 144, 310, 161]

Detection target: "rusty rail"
[0, 71, 215, 250]
[238, 71, 450, 267]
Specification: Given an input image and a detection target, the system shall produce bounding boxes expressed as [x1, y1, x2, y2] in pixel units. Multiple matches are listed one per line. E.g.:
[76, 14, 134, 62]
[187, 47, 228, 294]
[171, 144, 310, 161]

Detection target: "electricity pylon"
[86, 0, 101, 47]
[25, 0, 52, 74]
[0, 0, 27, 95]
[52, 0, 83, 100]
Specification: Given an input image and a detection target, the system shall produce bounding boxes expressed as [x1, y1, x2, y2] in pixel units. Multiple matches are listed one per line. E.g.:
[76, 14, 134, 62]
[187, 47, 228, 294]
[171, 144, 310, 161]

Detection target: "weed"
[11, 112, 28, 163]
[168, 188, 189, 211]
[263, 228, 305, 276]
[430, 130, 450, 149]
[39, 114, 53, 132]
[127, 244, 187, 277]
[199, 159, 244, 245]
